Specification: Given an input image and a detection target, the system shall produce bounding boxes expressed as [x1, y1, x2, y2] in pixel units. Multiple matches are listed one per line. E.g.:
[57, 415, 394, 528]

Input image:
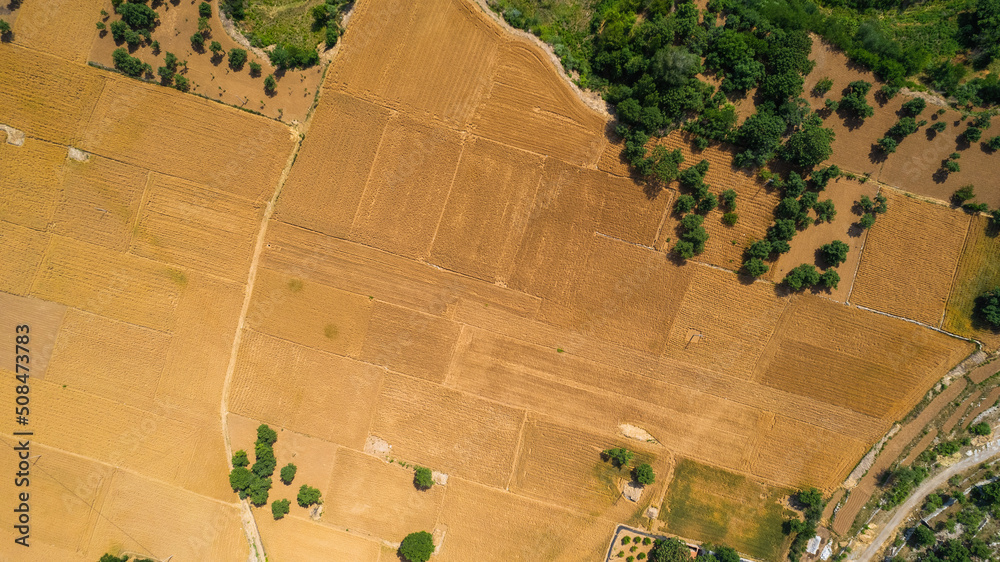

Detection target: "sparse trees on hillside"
[228, 47, 248, 70]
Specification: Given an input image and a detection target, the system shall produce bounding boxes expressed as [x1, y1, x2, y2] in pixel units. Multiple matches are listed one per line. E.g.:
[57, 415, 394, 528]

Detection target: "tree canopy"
[399, 531, 435, 562]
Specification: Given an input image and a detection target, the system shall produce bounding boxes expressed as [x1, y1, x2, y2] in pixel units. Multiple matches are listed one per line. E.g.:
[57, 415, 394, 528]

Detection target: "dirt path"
[849, 440, 1000, 561]
[220, 130, 303, 562]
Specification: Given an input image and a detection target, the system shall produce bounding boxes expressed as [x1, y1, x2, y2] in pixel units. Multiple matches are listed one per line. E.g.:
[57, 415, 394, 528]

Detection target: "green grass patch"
[661, 459, 793, 561]
[943, 218, 1000, 337]
[239, 0, 327, 52]
[164, 267, 188, 288]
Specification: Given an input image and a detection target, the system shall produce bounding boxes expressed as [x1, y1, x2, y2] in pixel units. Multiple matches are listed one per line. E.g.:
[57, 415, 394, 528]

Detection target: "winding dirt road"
[850, 440, 1000, 561]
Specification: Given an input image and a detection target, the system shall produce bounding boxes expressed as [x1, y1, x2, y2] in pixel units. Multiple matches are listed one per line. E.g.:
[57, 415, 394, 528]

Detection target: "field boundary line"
[651, 189, 676, 250]
[844, 183, 880, 306]
[125, 170, 155, 252]
[594, 230, 658, 252]
[347, 109, 395, 233]
[424, 138, 467, 257]
[853, 304, 981, 346]
[504, 410, 529, 491]
[219, 131, 305, 562]
[939, 213, 977, 330]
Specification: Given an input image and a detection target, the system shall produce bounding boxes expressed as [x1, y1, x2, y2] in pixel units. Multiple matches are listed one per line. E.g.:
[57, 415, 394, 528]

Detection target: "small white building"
[806, 535, 822, 556]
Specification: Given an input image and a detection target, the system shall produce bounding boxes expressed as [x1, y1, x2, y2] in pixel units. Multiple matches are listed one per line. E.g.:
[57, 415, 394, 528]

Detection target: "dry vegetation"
[0, 0, 992, 559]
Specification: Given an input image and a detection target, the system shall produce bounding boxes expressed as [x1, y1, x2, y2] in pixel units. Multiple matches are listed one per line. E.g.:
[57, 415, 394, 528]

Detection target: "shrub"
[814, 77, 833, 95]
[399, 531, 435, 562]
[249, 60, 262, 76]
[271, 498, 290, 519]
[190, 32, 205, 49]
[643, 537, 651, 546]
[953, 185, 976, 205]
[720, 189, 737, 211]
[248, 476, 272, 506]
[824, 98, 838, 111]
[638, 553, 647, 559]
[622, 536, 631, 545]
[97, 21, 106, 31]
[697, 192, 718, 214]
[931, 121, 947, 133]
[280, 463, 297, 485]
[877, 137, 898, 154]
[975, 288, 1000, 329]
[414, 466, 434, 490]
[634, 463, 655, 485]
[199, 2, 212, 18]
[785, 264, 820, 291]
[112, 47, 145, 77]
[819, 240, 850, 267]
[900, 98, 927, 117]
[944, 160, 961, 173]
[859, 213, 876, 229]
[966, 126, 984, 142]
[0, 20, 10, 38]
[228, 48, 248, 70]
[743, 258, 769, 278]
[232, 450, 249, 468]
[209, 40, 223, 56]
[251, 442, 276, 478]
[297, 484, 322, 508]
[840, 81, 875, 120]
[970, 422, 991, 436]
[198, 16, 211, 34]
[174, 75, 190, 92]
[813, 199, 836, 223]
[722, 212, 739, 226]
[674, 194, 697, 215]
[603, 447, 634, 468]
[264, 74, 277, 93]
[229, 466, 253, 496]
[912, 524, 935, 547]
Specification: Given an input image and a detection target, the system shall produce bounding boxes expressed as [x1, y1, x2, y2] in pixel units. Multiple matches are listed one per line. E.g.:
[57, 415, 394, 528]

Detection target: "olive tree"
[399, 531, 435, 562]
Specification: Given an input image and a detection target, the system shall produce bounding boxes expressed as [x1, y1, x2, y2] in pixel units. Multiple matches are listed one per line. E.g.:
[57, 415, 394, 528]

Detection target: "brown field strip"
[255, 512, 381, 561]
[751, 416, 868, 489]
[31, 235, 184, 331]
[663, 265, 787, 380]
[754, 296, 972, 421]
[512, 415, 671, 517]
[0, 139, 68, 231]
[328, 0, 502, 127]
[230, 330, 384, 450]
[348, 114, 464, 259]
[902, 430, 938, 466]
[428, 135, 545, 282]
[0, 219, 50, 296]
[359, 301, 462, 383]
[536, 234, 694, 354]
[260, 220, 542, 317]
[0, 48, 105, 145]
[436, 477, 615, 561]
[966, 386, 1000, 423]
[273, 92, 393, 238]
[81, 76, 293, 202]
[52, 155, 148, 252]
[369, 372, 526, 488]
[832, 377, 969, 534]
[942, 392, 978, 434]
[943, 215, 1000, 348]
[246, 267, 373, 358]
[851, 189, 971, 326]
[0, 291, 65, 380]
[322, 447, 446, 540]
[970, 362, 1000, 384]
[130, 174, 263, 281]
[10, 0, 100, 63]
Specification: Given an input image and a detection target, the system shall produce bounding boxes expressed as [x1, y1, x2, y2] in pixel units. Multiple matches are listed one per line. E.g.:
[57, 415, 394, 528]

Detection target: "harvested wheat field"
[1, 0, 992, 558]
[850, 188, 972, 326]
[943, 214, 1000, 348]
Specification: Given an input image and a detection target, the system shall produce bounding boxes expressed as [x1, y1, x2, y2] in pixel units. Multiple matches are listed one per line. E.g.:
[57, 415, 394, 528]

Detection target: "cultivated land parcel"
[1, 0, 999, 560]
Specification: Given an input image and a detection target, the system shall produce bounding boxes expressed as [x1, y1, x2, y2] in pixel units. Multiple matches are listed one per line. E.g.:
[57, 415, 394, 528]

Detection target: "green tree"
[900, 98, 927, 117]
[280, 463, 297, 485]
[209, 41, 223, 56]
[952, 185, 976, 205]
[877, 137, 898, 154]
[930, 121, 947, 133]
[117, 3, 158, 30]
[813, 77, 833, 96]
[722, 212, 739, 226]
[190, 32, 205, 50]
[819, 240, 850, 267]
[975, 288, 1000, 329]
[248, 476, 272, 506]
[249, 60, 262, 76]
[649, 146, 684, 185]
[174, 75, 190, 92]
[198, 16, 211, 34]
[650, 538, 691, 562]
[720, 189, 737, 211]
[785, 264, 820, 291]
[674, 195, 696, 214]
[603, 447, 634, 468]
[819, 270, 840, 290]
[840, 81, 875, 120]
[232, 450, 249, 468]
[399, 531, 435, 562]
[912, 524, 935, 547]
[256, 424, 278, 446]
[228, 466, 254, 496]
[634, 463, 655, 485]
[859, 213, 876, 229]
[743, 258, 769, 278]
[0, 19, 10, 39]
[674, 241, 695, 259]
[297, 484, 322, 507]
[252, 442, 276, 478]
[264, 74, 277, 93]
[781, 119, 835, 169]
[712, 546, 741, 562]
[747, 240, 772, 261]
[813, 199, 836, 223]
[112, 48, 145, 77]
[414, 466, 434, 490]
[944, 160, 961, 173]
[271, 498, 290, 520]
[199, 2, 212, 18]
[734, 110, 785, 168]
[966, 126, 984, 142]
[228, 47, 248, 70]
[969, 422, 991, 436]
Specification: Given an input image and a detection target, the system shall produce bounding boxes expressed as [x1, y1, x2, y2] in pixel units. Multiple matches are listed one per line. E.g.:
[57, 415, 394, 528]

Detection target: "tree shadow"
[210, 52, 224, 66]
[835, 106, 868, 132]
[847, 222, 866, 238]
[955, 136, 971, 151]
[925, 128, 938, 141]
[868, 144, 888, 165]
[932, 168, 951, 184]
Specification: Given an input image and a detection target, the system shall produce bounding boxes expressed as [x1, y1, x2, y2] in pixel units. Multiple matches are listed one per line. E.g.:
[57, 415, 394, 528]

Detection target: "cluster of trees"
[312, 0, 350, 49]
[856, 194, 888, 229]
[601, 447, 656, 485]
[741, 166, 839, 277]
[399, 531, 435, 562]
[155, 51, 190, 92]
[877, 98, 928, 155]
[109, 0, 158, 49]
[672, 160, 722, 258]
[975, 287, 1000, 330]
[99, 555, 155, 562]
[969, 421, 992, 436]
[882, 465, 930, 506]
[228, 424, 278, 506]
[781, 239, 847, 291]
[783, 488, 824, 561]
[917, 437, 973, 465]
[112, 48, 150, 78]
